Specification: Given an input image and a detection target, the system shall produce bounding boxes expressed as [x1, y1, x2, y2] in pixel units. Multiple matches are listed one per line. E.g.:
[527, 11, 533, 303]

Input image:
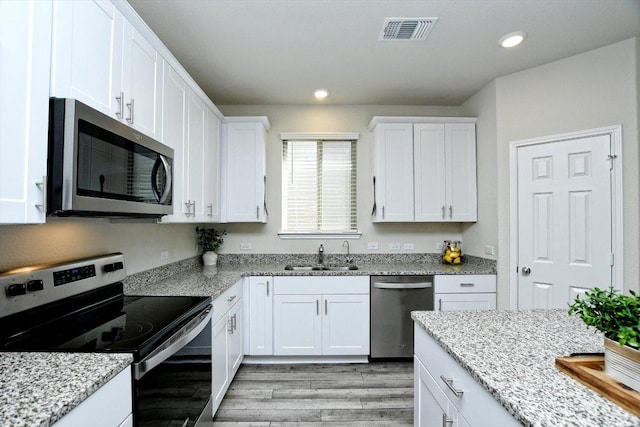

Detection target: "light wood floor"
[211, 361, 414, 426]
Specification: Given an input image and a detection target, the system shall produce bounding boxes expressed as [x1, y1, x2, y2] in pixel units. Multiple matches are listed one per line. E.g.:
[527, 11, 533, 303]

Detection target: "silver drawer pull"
[460, 282, 475, 287]
[227, 295, 236, 303]
[440, 375, 464, 397]
[442, 413, 453, 427]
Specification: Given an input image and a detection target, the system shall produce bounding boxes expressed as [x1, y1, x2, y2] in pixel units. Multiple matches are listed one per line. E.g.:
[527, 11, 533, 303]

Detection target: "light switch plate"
[160, 250, 169, 261]
[367, 242, 379, 250]
[403, 243, 415, 250]
[436, 242, 445, 251]
[390, 242, 401, 251]
[484, 245, 495, 256]
[240, 242, 252, 250]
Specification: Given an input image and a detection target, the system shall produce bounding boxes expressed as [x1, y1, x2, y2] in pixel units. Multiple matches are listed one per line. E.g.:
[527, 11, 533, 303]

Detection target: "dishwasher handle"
[372, 281, 432, 289]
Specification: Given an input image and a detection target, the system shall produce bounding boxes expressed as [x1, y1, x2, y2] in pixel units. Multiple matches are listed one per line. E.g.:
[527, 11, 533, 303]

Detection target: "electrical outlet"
[403, 243, 415, 250]
[240, 242, 252, 251]
[390, 242, 401, 251]
[367, 242, 379, 250]
[436, 242, 445, 251]
[484, 245, 495, 256]
[160, 250, 169, 261]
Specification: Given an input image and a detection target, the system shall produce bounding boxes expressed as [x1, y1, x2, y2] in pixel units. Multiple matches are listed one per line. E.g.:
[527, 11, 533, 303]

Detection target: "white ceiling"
[127, 0, 640, 106]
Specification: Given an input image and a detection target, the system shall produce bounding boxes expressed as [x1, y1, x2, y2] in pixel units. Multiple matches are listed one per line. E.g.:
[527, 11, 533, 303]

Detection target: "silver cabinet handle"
[266, 280, 269, 297]
[232, 313, 237, 332]
[228, 317, 233, 333]
[438, 298, 442, 311]
[449, 205, 453, 218]
[191, 200, 196, 216]
[382, 206, 385, 220]
[440, 375, 464, 397]
[185, 201, 191, 216]
[324, 299, 328, 315]
[35, 177, 46, 212]
[442, 206, 445, 218]
[442, 413, 453, 427]
[316, 299, 319, 315]
[460, 282, 475, 287]
[207, 204, 213, 217]
[256, 205, 260, 219]
[115, 92, 124, 119]
[227, 295, 237, 303]
[126, 98, 134, 124]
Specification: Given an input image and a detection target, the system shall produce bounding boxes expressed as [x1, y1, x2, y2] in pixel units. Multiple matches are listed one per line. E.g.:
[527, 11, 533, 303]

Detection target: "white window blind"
[282, 139, 357, 233]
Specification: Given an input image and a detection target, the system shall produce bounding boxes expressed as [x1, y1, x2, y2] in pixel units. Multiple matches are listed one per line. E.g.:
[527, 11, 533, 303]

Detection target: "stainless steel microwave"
[47, 98, 173, 218]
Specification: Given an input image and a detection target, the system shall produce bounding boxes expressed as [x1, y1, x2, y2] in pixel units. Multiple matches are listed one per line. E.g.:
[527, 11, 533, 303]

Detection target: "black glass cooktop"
[0, 284, 210, 361]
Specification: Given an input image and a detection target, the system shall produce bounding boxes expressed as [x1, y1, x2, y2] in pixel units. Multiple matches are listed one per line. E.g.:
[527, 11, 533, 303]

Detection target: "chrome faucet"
[318, 244, 324, 264]
[343, 240, 353, 264]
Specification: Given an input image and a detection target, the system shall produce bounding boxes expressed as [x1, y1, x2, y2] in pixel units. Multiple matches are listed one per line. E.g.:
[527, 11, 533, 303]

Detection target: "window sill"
[278, 232, 362, 240]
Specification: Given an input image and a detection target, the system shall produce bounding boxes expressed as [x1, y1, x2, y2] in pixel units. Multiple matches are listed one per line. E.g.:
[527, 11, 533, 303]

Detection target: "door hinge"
[608, 154, 617, 170]
[610, 252, 615, 267]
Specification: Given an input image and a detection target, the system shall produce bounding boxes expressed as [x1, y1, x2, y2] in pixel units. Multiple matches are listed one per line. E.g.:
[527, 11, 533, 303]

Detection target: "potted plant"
[568, 286, 640, 391]
[195, 227, 226, 266]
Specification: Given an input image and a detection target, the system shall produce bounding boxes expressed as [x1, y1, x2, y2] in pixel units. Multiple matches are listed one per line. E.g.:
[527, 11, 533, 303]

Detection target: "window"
[281, 135, 358, 234]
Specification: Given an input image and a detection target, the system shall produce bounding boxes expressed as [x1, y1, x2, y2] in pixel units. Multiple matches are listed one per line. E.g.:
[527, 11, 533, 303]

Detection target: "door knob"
[521, 266, 531, 275]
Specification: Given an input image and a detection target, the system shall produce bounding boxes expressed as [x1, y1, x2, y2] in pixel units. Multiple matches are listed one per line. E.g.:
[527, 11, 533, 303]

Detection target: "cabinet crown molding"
[368, 116, 477, 131]
[223, 116, 271, 131]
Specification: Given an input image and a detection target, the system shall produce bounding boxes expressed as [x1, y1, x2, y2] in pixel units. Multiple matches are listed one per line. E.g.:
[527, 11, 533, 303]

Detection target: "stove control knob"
[102, 327, 124, 342]
[26, 280, 44, 292]
[103, 262, 124, 273]
[6, 283, 26, 297]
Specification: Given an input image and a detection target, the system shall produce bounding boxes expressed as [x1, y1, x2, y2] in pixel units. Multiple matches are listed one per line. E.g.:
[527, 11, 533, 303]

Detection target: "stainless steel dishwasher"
[370, 275, 434, 359]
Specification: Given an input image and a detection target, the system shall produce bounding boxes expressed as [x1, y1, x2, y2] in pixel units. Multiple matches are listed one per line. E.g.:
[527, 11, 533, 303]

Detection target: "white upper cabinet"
[221, 118, 270, 223]
[204, 108, 221, 222]
[51, 0, 162, 141]
[370, 117, 477, 223]
[50, 0, 122, 117]
[0, 0, 52, 224]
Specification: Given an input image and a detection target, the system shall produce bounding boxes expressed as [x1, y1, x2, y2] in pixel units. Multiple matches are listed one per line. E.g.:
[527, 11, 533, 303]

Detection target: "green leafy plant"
[568, 286, 640, 349]
[195, 227, 226, 253]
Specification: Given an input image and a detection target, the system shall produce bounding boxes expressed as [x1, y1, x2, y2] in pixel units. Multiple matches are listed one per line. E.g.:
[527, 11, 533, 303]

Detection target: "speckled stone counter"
[124, 254, 496, 297]
[412, 309, 640, 427]
[0, 352, 132, 427]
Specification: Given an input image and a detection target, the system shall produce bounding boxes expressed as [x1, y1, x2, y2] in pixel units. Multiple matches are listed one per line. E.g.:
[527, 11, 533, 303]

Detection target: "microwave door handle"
[151, 155, 172, 203]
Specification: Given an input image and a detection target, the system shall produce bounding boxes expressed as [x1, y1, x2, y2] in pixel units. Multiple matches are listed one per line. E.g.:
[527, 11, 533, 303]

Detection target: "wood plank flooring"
[211, 361, 414, 426]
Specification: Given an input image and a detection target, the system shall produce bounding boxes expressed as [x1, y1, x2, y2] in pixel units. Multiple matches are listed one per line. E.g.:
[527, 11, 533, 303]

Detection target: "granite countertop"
[0, 352, 133, 427]
[412, 309, 640, 427]
[124, 255, 497, 298]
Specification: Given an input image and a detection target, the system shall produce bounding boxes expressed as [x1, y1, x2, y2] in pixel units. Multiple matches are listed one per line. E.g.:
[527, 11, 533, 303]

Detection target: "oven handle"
[133, 304, 212, 380]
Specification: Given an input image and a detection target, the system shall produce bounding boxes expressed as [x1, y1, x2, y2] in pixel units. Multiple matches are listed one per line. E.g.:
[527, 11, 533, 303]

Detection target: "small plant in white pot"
[569, 286, 640, 391]
[195, 227, 226, 266]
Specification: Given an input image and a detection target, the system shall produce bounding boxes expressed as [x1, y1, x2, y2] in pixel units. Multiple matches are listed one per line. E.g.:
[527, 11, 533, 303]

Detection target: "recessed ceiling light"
[314, 89, 328, 100]
[499, 32, 526, 48]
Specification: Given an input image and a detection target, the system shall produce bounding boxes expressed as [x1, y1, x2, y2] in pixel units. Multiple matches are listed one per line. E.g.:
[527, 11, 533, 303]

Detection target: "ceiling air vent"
[379, 17, 438, 41]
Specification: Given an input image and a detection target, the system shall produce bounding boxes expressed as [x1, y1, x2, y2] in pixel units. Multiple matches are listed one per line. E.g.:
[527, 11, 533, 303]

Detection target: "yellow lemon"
[449, 251, 459, 259]
[443, 254, 452, 263]
[453, 257, 461, 264]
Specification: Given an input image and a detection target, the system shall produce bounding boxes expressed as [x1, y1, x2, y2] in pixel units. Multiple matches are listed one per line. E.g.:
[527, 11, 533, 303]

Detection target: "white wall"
[462, 37, 640, 307]
[218, 104, 466, 255]
[0, 219, 198, 274]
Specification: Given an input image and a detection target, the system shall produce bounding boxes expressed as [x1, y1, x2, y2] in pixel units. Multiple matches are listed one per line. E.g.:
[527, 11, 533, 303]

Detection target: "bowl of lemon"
[442, 240, 464, 265]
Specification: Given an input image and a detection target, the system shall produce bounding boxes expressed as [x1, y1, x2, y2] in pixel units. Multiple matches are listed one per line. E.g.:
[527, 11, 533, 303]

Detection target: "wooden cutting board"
[555, 355, 640, 418]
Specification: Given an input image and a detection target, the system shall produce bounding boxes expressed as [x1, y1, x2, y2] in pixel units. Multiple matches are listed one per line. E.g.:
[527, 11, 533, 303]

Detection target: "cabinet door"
[212, 314, 230, 413]
[50, 0, 123, 118]
[322, 294, 370, 355]
[435, 293, 497, 311]
[0, 0, 51, 224]
[273, 294, 322, 355]
[247, 277, 273, 355]
[204, 109, 221, 222]
[414, 357, 450, 427]
[372, 123, 414, 222]
[120, 22, 162, 140]
[228, 299, 244, 376]
[445, 123, 477, 222]
[159, 62, 188, 222]
[414, 123, 447, 221]
[186, 90, 207, 219]
[223, 122, 266, 222]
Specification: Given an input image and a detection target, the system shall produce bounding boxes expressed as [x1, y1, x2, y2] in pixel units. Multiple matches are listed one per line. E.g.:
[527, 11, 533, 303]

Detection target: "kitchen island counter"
[412, 309, 640, 427]
[0, 352, 132, 427]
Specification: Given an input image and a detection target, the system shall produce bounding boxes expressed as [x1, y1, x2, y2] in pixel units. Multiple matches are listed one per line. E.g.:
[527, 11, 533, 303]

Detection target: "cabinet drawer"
[414, 325, 518, 426]
[434, 275, 496, 293]
[213, 279, 243, 324]
[273, 276, 369, 295]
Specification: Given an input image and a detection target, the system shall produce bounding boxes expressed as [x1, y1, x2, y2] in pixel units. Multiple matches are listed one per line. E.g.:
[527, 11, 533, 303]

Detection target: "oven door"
[133, 305, 212, 427]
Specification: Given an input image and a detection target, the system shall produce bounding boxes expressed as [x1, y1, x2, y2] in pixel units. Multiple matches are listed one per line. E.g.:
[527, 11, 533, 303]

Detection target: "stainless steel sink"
[284, 264, 358, 271]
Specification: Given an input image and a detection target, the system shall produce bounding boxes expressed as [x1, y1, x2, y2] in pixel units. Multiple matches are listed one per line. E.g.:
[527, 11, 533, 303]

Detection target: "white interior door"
[517, 135, 612, 308]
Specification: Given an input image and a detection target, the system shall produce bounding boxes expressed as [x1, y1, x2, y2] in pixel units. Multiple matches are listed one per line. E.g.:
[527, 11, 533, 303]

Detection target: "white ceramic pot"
[202, 251, 218, 266]
[604, 336, 640, 392]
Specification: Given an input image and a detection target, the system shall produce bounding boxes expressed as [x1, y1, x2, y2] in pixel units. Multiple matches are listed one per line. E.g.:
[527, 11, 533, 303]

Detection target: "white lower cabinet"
[434, 275, 496, 312]
[54, 366, 132, 427]
[245, 276, 274, 355]
[414, 325, 518, 427]
[272, 276, 369, 356]
[211, 280, 243, 415]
